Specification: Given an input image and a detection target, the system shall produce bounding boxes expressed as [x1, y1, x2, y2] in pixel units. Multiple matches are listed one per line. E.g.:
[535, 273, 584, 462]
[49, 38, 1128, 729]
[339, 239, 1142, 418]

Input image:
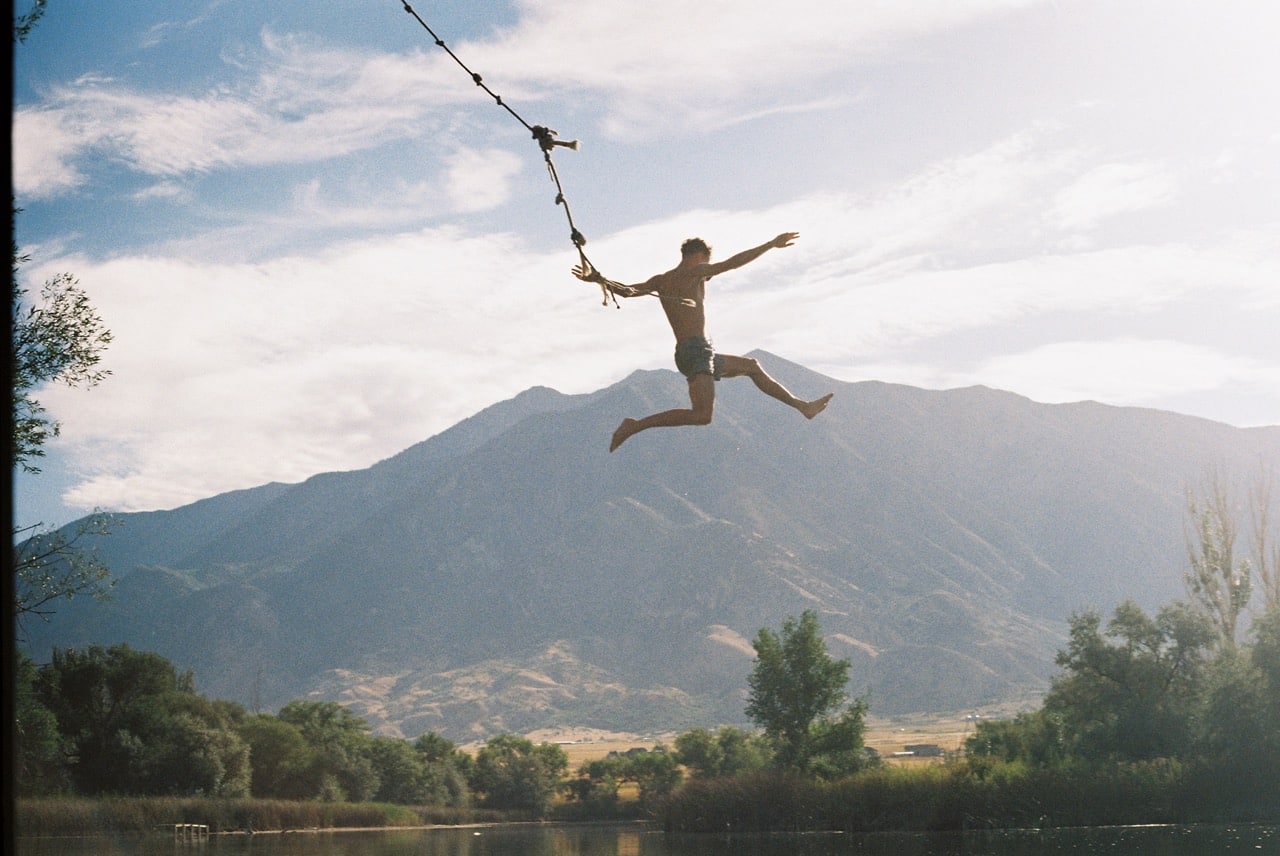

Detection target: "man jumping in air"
[574, 232, 834, 452]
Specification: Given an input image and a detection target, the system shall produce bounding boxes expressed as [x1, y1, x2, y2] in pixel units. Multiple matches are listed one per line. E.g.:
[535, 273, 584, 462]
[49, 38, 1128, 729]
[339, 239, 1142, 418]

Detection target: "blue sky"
[13, 0, 1280, 528]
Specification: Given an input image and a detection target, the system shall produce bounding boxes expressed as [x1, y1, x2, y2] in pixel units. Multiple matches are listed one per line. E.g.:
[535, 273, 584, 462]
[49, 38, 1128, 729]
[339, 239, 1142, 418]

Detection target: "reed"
[660, 760, 1209, 833]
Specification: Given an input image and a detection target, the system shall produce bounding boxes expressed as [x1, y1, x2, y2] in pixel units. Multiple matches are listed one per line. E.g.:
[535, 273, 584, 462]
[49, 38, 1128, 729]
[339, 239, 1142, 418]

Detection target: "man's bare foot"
[610, 418, 640, 452]
[800, 393, 834, 420]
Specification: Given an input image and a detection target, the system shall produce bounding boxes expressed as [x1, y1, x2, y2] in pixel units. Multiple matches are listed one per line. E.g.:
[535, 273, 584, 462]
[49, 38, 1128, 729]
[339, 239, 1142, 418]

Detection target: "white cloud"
[31, 224, 639, 512]
[1049, 161, 1178, 231]
[966, 339, 1265, 407]
[33, 162, 1278, 513]
[10, 104, 90, 199]
[468, 0, 1047, 135]
[443, 148, 525, 213]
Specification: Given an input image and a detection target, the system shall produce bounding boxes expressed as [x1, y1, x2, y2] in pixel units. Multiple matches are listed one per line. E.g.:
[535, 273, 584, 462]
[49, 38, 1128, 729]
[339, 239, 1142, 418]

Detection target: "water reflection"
[15, 822, 1279, 856]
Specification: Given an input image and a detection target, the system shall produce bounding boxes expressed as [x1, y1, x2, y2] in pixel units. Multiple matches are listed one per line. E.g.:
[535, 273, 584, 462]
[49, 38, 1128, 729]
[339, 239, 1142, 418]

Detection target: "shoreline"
[16, 818, 656, 841]
[17, 819, 1280, 842]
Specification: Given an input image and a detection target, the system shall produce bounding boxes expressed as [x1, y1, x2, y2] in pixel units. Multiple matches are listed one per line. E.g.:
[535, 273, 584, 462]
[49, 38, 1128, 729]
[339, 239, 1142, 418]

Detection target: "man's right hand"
[571, 263, 603, 283]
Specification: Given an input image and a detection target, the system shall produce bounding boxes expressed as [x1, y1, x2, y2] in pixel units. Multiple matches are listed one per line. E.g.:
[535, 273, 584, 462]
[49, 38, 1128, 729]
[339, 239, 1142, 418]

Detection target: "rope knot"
[532, 125, 579, 153]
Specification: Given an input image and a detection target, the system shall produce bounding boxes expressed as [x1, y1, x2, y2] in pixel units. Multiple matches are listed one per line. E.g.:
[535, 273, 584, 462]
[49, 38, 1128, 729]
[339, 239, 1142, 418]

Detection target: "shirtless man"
[573, 232, 834, 452]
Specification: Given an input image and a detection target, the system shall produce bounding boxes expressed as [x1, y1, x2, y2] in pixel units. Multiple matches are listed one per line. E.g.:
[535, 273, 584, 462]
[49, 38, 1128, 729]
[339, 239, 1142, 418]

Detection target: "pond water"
[17, 822, 1280, 856]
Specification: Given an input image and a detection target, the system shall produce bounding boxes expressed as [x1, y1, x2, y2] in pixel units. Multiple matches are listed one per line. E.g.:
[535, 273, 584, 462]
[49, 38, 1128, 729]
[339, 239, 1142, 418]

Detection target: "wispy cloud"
[465, 0, 1048, 135]
[14, 1, 1051, 199]
[12, 31, 468, 199]
[1049, 161, 1178, 232]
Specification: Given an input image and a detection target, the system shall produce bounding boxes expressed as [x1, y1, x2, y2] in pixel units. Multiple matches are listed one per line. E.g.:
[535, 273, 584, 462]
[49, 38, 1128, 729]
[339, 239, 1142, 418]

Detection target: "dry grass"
[520, 714, 982, 768]
[488, 705, 1039, 769]
[864, 717, 972, 764]
[558, 738, 669, 766]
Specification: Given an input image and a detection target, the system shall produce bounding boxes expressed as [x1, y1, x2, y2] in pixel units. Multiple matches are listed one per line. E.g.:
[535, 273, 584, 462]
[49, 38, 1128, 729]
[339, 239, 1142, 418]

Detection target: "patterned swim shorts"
[674, 336, 724, 380]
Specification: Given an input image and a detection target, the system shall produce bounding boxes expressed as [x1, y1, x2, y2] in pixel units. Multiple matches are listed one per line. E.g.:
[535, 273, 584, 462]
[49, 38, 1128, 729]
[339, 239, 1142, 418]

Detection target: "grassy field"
[525, 712, 1000, 769]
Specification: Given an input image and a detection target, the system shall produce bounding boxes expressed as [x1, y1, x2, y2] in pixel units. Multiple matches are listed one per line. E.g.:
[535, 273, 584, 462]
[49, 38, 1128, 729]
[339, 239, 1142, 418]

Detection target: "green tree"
[14, 649, 67, 795]
[13, 269, 112, 472]
[674, 726, 770, 779]
[965, 709, 1066, 769]
[746, 610, 864, 773]
[1248, 607, 1280, 762]
[712, 726, 771, 776]
[1044, 600, 1214, 763]
[673, 729, 721, 779]
[238, 714, 317, 799]
[567, 755, 628, 811]
[33, 644, 247, 795]
[367, 735, 429, 804]
[568, 747, 682, 814]
[807, 699, 872, 779]
[413, 732, 472, 806]
[35, 645, 185, 793]
[1197, 646, 1267, 758]
[472, 734, 568, 816]
[627, 747, 682, 810]
[1184, 608, 1280, 815]
[277, 700, 378, 801]
[141, 699, 251, 797]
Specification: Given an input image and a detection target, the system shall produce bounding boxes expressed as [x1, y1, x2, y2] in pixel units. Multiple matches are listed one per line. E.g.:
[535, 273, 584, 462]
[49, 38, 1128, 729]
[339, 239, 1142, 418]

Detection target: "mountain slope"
[23, 355, 1280, 739]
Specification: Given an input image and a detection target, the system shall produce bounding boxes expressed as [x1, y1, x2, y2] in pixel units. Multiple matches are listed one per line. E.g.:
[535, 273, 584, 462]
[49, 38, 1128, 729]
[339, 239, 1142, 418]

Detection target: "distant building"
[904, 744, 944, 757]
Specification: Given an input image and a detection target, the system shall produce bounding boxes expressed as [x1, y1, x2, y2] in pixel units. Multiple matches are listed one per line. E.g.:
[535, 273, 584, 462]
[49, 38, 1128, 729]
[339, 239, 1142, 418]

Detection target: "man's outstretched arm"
[572, 263, 657, 298]
[702, 232, 798, 278]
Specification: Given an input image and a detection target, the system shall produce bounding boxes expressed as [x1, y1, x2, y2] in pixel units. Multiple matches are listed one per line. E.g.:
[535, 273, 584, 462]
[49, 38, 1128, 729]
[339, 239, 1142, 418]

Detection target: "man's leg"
[611, 374, 715, 451]
[718, 354, 833, 419]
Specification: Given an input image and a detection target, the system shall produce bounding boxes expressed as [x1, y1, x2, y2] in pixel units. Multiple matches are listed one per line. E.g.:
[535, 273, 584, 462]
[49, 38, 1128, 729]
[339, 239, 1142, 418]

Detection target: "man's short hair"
[681, 237, 711, 257]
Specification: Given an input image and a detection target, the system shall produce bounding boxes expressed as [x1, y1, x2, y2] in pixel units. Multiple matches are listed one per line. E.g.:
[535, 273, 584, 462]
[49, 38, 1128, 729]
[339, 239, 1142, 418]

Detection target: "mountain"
[21, 354, 1280, 741]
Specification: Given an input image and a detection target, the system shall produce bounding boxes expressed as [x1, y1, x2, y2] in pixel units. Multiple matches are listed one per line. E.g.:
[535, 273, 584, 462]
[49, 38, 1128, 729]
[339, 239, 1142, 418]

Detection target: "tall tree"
[746, 610, 864, 773]
[277, 700, 378, 801]
[13, 650, 66, 795]
[413, 732, 472, 806]
[1045, 600, 1214, 763]
[1185, 473, 1253, 649]
[367, 735, 430, 805]
[33, 644, 248, 795]
[12, 268, 113, 473]
[627, 748, 682, 810]
[1249, 468, 1280, 612]
[13, 515, 114, 636]
[11, 211, 116, 628]
[472, 734, 568, 816]
[237, 714, 317, 799]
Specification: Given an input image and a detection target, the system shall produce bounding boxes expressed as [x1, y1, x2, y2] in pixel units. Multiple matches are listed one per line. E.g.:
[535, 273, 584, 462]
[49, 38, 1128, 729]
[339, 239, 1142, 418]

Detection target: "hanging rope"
[399, 0, 624, 307]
